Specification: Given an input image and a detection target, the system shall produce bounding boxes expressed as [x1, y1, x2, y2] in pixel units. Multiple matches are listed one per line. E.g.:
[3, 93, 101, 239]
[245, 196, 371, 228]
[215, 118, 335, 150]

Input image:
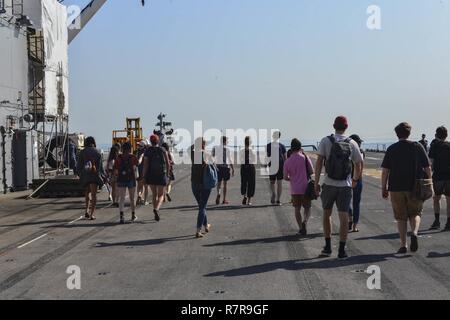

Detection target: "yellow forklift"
[112, 118, 144, 153]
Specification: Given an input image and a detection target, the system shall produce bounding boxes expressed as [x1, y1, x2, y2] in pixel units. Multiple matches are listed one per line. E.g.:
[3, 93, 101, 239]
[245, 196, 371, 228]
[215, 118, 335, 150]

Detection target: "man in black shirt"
[419, 134, 429, 152]
[428, 126, 450, 231]
[381, 123, 432, 254]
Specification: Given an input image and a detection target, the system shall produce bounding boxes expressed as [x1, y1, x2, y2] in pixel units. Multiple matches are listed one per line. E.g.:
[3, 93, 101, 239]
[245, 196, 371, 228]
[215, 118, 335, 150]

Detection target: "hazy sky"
[66, 0, 450, 145]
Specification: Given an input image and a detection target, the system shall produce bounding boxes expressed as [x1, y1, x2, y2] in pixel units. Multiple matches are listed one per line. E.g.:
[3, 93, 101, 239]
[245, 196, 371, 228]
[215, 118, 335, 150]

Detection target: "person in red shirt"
[114, 141, 139, 224]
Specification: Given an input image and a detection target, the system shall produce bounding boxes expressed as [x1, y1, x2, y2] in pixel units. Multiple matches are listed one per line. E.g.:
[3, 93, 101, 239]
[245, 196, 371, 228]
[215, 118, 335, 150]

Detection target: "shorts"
[218, 166, 231, 182]
[433, 180, 450, 197]
[269, 168, 284, 182]
[146, 174, 168, 186]
[117, 180, 136, 189]
[292, 195, 312, 208]
[321, 184, 352, 212]
[390, 191, 423, 221]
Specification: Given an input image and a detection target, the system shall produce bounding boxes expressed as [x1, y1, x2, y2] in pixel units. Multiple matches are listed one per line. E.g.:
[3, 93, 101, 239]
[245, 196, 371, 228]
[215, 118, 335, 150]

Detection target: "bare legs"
[397, 215, 421, 248]
[294, 206, 311, 231]
[269, 180, 283, 203]
[119, 187, 136, 212]
[217, 181, 229, 203]
[150, 185, 165, 211]
[85, 184, 98, 219]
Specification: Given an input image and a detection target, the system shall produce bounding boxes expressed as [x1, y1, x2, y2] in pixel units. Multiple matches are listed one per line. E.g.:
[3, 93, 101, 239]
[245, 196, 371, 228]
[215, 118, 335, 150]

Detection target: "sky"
[65, 0, 450, 146]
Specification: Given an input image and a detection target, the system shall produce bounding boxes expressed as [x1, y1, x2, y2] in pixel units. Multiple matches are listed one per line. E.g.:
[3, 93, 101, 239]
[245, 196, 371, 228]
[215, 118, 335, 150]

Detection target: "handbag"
[303, 152, 317, 200]
[412, 143, 434, 201]
[203, 163, 218, 190]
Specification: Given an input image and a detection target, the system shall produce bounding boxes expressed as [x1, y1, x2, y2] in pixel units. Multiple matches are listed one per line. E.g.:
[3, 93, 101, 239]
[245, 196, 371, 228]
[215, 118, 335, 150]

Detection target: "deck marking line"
[68, 216, 84, 225]
[17, 233, 48, 249]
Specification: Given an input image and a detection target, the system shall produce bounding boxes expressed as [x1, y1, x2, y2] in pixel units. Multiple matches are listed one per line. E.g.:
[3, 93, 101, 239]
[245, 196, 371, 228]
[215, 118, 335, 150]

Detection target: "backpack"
[325, 135, 353, 181]
[147, 147, 167, 176]
[117, 155, 134, 183]
[203, 163, 218, 189]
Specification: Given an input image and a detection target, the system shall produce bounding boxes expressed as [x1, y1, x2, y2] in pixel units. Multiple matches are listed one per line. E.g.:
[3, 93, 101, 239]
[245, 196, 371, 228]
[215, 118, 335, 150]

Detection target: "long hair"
[108, 146, 119, 162]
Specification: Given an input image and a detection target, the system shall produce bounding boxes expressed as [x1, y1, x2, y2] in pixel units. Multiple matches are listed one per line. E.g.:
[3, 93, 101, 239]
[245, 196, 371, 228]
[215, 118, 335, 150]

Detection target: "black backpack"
[147, 147, 167, 176]
[117, 155, 134, 183]
[325, 135, 353, 180]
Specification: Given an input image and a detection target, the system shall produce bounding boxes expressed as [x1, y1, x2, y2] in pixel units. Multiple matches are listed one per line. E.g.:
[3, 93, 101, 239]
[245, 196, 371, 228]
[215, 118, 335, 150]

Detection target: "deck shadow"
[427, 251, 450, 258]
[204, 233, 323, 247]
[179, 204, 276, 212]
[204, 253, 409, 277]
[95, 235, 194, 247]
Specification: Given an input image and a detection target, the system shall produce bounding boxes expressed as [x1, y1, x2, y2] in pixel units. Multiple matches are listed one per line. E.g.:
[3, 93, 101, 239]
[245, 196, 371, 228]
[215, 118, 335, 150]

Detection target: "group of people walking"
[75, 116, 450, 260]
[188, 116, 450, 260]
[77, 134, 174, 224]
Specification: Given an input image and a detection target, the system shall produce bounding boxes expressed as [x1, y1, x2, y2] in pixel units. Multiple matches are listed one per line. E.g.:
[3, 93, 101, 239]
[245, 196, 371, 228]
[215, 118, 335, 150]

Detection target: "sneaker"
[410, 234, 419, 252]
[195, 232, 204, 238]
[144, 201, 149, 206]
[119, 213, 125, 224]
[242, 197, 248, 205]
[429, 220, 441, 230]
[338, 251, 348, 260]
[166, 194, 172, 202]
[154, 209, 160, 222]
[320, 247, 332, 257]
[216, 195, 221, 205]
[131, 213, 137, 222]
[396, 247, 407, 255]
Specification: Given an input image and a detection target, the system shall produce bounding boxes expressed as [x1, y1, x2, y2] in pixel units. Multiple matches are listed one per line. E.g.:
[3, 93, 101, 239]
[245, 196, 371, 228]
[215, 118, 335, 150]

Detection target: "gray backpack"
[325, 135, 352, 180]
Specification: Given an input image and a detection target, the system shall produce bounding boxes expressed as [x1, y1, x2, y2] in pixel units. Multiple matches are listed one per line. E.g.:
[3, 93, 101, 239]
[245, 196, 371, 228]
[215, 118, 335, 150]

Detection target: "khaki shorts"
[292, 195, 312, 208]
[390, 191, 423, 221]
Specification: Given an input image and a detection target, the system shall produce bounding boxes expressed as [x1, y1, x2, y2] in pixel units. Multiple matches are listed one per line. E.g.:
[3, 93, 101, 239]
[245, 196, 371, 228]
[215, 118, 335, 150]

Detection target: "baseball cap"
[334, 116, 349, 130]
[349, 134, 363, 144]
[150, 134, 159, 144]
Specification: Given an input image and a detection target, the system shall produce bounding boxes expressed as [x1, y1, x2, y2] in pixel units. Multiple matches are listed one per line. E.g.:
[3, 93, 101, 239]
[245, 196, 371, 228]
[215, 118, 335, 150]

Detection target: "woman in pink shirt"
[283, 139, 314, 235]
